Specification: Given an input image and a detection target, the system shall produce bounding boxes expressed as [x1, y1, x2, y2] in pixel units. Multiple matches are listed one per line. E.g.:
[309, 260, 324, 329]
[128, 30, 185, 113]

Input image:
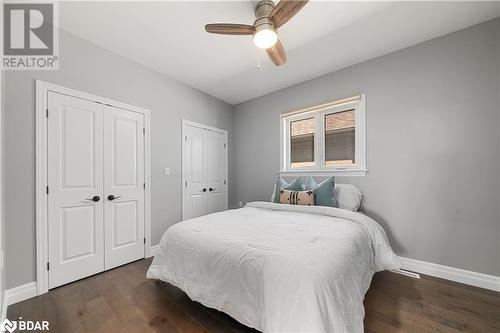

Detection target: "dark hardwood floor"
[7, 258, 500, 332]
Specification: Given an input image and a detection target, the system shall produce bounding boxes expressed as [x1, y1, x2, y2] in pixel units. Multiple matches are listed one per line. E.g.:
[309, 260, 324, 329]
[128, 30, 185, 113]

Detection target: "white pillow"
[335, 183, 363, 211]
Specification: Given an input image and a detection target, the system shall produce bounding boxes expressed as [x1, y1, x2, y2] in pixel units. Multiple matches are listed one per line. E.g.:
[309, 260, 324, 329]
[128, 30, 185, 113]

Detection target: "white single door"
[206, 130, 227, 214]
[183, 122, 227, 219]
[103, 106, 145, 270]
[48, 92, 104, 288]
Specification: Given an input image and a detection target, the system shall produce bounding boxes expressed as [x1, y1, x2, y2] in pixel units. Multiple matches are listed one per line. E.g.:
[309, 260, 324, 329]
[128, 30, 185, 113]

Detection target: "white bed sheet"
[147, 202, 400, 332]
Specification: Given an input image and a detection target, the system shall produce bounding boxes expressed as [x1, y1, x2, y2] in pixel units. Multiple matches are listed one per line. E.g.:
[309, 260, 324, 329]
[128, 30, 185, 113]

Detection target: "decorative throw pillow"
[279, 189, 315, 206]
[272, 177, 302, 203]
[303, 176, 337, 207]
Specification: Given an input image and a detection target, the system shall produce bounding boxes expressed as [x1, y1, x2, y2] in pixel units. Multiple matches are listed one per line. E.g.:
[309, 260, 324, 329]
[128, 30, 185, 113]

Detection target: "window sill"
[278, 169, 368, 177]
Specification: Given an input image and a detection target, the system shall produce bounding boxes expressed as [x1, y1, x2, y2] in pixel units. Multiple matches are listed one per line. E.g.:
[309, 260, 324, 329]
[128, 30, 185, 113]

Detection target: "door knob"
[209, 187, 215, 192]
[202, 188, 207, 192]
[107, 195, 122, 201]
[86, 196, 100, 202]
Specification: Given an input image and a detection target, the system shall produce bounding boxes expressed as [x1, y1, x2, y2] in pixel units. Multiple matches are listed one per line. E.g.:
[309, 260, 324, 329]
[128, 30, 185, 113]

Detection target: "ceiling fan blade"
[266, 39, 287, 66]
[269, 0, 309, 28]
[205, 23, 254, 35]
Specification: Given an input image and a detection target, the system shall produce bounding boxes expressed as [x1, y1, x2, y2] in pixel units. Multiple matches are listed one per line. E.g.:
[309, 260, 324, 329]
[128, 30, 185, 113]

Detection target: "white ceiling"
[59, 1, 500, 105]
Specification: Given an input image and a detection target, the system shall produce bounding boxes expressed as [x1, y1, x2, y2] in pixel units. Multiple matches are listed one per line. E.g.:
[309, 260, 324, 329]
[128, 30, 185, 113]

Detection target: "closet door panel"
[104, 106, 145, 270]
[183, 125, 208, 219]
[47, 92, 104, 289]
[206, 130, 227, 214]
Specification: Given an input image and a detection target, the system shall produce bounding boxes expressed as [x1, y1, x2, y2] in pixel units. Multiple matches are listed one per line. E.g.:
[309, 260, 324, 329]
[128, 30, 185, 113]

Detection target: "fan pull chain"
[257, 52, 261, 69]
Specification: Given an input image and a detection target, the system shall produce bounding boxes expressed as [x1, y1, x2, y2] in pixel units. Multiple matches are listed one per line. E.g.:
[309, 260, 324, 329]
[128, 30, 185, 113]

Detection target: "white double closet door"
[183, 123, 228, 220]
[47, 92, 145, 288]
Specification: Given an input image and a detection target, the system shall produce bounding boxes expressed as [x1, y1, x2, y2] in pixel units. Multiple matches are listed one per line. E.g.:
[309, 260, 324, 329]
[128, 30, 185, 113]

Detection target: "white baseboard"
[4, 248, 160, 310]
[399, 256, 500, 292]
[148, 245, 160, 258]
[1, 295, 6, 323]
[4, 282, 38, 308]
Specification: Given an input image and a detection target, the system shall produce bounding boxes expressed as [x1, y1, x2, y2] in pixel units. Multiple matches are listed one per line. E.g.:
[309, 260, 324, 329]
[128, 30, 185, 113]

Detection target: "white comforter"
[147, 202, 400, 332]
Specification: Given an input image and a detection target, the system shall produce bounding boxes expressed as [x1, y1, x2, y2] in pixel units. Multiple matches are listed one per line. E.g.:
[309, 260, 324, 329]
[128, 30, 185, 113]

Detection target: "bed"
[147, 202, 400, 332]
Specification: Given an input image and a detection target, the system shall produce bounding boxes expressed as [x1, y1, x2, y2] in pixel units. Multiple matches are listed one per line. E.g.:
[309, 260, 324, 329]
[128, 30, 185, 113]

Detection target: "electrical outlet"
[164, 167, 170, 176]
[238, 201, 243, 208]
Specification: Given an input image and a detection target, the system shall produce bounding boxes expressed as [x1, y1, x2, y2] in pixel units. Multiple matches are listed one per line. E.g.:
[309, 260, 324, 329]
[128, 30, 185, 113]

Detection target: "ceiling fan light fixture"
[204, 0, 310, 65]
[253, 27, 278, 49]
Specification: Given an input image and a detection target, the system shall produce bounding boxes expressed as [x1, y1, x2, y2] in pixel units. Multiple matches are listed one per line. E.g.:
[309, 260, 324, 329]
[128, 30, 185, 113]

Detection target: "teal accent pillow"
[273, 177, 302, 203]
[303, 176, 337, 207]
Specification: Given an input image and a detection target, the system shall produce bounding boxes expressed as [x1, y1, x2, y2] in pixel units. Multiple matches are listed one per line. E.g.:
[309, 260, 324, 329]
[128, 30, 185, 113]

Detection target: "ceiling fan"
[205, 0, 309, 66]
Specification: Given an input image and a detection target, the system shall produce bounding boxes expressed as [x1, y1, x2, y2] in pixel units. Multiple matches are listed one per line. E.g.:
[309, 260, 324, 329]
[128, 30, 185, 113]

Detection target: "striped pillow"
[279, 189, 315, 206]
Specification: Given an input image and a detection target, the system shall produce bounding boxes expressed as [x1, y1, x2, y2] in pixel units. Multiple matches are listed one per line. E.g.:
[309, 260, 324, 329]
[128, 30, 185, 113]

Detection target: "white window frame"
[280, 94, 367, 177]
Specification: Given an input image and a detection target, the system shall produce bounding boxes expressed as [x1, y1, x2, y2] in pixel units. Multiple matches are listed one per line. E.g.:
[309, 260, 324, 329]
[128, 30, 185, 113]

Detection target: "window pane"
[290, 117, 314, 168]
[325, 110, 355, 166]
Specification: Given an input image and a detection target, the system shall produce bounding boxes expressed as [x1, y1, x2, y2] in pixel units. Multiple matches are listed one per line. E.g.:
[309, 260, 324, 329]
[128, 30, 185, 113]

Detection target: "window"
[325, 110, 355, 166]
[290, 117, 315, 168]
[280, 95, 366, 176]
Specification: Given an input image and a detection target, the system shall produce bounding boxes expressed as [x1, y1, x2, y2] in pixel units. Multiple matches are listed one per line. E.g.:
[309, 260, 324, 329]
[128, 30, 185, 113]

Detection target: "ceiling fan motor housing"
[254, 0, 276, 35]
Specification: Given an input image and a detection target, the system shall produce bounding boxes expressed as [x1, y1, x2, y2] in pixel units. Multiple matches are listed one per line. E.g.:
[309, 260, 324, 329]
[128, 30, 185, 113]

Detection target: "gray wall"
[497, 21, 500, 273]
[4, 30, 233, 288]
[232, 19, 500, 276]
[1, 70, 6, 313]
